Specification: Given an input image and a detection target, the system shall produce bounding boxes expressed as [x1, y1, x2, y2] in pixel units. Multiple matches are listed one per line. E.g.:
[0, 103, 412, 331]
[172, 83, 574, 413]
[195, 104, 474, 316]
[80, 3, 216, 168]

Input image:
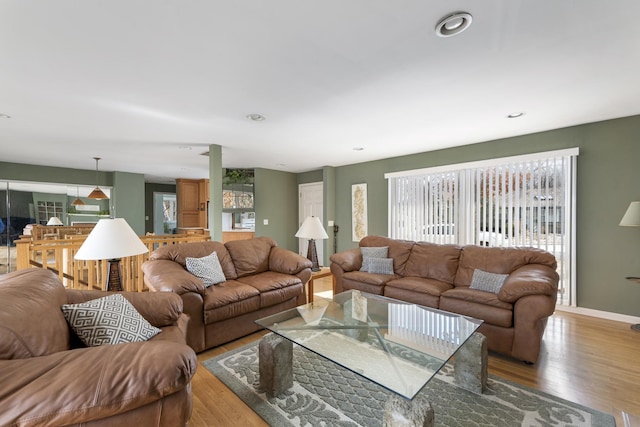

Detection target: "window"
[386, 148, 578, 306]
[37, 201, 63, 225]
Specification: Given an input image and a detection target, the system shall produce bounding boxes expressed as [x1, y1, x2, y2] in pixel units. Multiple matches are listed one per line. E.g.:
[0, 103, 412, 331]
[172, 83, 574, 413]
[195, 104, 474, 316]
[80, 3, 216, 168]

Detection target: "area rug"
[202, 339, 615, 427]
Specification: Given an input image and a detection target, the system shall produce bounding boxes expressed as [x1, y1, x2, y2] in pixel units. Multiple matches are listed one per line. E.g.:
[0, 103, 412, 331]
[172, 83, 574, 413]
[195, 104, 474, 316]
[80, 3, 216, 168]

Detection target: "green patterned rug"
[203, 339, 615, 427]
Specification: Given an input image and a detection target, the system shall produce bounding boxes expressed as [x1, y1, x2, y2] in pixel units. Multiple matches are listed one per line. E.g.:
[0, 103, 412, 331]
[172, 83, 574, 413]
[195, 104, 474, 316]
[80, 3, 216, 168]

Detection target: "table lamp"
[619, 201, 640, 227]
[74, 218, 148, 291]
[46, 216, 63, 226]
[295, 216, 328, 272]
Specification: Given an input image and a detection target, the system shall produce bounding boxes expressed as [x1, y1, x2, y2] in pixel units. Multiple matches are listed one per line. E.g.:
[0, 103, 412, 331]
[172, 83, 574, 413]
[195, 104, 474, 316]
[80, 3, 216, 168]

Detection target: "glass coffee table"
[256, 290, 484, 425]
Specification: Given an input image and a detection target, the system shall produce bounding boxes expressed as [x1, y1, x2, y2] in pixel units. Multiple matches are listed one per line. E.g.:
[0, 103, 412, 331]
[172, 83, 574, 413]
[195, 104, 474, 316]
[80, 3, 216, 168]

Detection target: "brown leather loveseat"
[142, 237, 312, 353]
[330, 235, 559, 364]
[0, 269, 197, 427]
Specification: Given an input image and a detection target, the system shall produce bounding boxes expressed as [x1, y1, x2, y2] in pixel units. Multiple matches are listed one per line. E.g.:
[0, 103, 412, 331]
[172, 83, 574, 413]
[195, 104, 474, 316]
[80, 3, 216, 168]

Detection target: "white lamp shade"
[46, 216, 63, 226]
[295, 216, 329, 240]
[619, 201, 640, 227]
[75, 218, 148, 260]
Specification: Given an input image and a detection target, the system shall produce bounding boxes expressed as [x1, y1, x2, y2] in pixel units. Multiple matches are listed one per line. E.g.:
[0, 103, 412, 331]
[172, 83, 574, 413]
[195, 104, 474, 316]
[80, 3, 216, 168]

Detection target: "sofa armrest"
[142, 259, 206, 296]
[66, 289, 184, 328]
[269, 246, 313, 274]
[0, 340, 196, 427]
[498, 264, 559, 303]
[329, 248, 362, 272]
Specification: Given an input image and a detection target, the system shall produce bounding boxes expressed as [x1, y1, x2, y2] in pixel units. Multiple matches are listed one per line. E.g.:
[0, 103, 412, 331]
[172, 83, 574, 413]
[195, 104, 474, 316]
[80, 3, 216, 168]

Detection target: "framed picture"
[351, 183, 368, 242]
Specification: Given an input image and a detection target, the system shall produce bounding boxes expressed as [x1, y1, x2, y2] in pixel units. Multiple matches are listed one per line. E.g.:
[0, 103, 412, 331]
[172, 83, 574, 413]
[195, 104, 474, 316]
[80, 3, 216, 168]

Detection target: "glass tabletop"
[255, 290, 483, 399]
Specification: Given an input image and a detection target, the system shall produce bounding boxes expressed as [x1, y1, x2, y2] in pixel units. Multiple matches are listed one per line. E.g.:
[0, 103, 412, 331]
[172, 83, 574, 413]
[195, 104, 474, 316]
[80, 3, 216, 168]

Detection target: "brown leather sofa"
[0, 269, 197, 427]
[330, 235, 559, 364]
[142, 237, 312, 353]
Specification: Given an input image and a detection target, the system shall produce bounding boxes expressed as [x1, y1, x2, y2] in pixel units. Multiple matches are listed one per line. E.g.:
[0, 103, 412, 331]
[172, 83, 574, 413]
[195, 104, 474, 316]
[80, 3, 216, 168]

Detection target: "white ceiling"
[1, 1, 639, 184]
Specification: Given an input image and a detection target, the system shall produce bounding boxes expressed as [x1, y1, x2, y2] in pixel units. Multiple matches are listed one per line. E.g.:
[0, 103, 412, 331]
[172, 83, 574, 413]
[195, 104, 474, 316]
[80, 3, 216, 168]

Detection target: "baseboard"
[556, 305, 640, 325]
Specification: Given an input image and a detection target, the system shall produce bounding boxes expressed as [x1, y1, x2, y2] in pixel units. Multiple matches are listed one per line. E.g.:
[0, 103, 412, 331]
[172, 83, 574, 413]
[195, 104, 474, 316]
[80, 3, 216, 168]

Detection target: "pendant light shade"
[71, 186, 85, 206]
[88, 157, 109, 200]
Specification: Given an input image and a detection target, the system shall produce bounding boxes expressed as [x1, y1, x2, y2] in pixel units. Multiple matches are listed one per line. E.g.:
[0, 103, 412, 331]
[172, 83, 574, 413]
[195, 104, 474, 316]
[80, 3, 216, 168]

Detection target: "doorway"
[298, 182, 324, 266]
[153, 193, 177, 234]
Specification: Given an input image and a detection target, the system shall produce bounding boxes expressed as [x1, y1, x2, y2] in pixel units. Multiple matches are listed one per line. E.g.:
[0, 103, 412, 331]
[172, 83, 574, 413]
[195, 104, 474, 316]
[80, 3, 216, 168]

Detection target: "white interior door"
[298, 182, 324, 265]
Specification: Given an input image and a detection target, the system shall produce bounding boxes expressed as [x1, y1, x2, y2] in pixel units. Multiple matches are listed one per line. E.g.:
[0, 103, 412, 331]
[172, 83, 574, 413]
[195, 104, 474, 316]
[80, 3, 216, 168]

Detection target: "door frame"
[298, 182, 324, 265]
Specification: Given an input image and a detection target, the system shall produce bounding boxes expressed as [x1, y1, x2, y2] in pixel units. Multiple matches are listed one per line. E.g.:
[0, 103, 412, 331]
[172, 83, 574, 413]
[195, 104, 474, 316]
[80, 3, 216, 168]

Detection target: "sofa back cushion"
[404, 242, 461, 284]
[360, 236, 415, 276]
[225, 237, 276, 278]
[0, 269, 70, 359]
[150, 241, 238, 280]
[454, 245, 558, 287]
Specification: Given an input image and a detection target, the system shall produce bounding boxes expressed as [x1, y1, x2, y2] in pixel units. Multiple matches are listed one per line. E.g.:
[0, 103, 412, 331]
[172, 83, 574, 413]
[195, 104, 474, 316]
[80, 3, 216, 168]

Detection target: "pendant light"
[87, 157, 109, 200]
[71, 186, 85, 206]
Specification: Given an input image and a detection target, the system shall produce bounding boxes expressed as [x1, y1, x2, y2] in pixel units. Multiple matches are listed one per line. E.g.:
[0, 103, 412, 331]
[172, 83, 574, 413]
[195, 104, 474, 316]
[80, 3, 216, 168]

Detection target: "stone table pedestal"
[383, 394, 434, 427]
[259, 334, 293, 398]
[454, 332, 488, 394]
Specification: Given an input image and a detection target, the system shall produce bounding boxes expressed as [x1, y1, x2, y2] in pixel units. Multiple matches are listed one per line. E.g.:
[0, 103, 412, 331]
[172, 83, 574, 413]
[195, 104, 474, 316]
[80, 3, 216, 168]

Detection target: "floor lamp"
[75, 218, 149, 291]
[295, 216, 328, 272]
[619, 201, 640, 331]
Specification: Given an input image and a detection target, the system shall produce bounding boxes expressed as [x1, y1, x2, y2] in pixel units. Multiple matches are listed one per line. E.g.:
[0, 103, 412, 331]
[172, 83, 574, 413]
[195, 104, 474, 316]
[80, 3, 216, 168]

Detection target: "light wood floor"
[191, 276, 640, 427]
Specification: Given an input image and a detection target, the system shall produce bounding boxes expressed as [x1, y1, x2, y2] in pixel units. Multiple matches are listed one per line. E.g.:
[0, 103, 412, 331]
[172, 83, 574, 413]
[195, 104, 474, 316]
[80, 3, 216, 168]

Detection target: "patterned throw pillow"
[186, 251, 226, 287]
[367, 257, 394, 275]
[359, 246, 389, 271]
[469, 269, 509, 294]
[61, 294, 161, 347]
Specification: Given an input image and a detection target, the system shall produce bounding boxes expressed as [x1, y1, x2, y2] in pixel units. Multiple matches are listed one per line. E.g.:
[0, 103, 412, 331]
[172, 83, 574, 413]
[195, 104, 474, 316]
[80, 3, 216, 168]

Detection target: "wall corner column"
[323, 166, 337, 265]
[208, 144, 223, 242]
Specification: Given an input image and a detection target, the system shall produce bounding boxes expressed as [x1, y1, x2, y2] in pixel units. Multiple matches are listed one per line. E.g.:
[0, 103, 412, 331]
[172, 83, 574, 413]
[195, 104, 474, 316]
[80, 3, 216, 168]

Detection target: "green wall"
[327, 115, 640, 317]
[0, 162, 145, 235]
[3, 115, 639, 318]
[0, 161, 110, 186]
[109, 172, 146, 234]
[254, 168, 298, 250]
[297, 169, 323, 185]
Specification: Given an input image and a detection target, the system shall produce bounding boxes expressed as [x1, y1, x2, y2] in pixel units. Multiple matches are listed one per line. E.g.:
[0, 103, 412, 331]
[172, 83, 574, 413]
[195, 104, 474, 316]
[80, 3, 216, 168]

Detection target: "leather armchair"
[0, 269, 197, 427]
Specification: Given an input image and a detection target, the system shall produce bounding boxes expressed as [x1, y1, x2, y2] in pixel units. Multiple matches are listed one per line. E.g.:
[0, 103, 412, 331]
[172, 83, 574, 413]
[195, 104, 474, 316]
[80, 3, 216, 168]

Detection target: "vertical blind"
[386, 148, 578, 306]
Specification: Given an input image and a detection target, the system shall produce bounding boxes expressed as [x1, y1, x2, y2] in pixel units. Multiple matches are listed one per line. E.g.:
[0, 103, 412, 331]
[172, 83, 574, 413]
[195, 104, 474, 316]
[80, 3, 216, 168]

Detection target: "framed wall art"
[351, 183, 368, 242]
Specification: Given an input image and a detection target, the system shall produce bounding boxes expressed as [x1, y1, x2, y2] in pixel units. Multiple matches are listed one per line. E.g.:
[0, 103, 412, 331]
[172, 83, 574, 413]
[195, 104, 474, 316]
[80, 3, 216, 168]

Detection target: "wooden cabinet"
[222, 231, 255, 243]
[177, 179, 208, 229]
[198, 179, 209, 228]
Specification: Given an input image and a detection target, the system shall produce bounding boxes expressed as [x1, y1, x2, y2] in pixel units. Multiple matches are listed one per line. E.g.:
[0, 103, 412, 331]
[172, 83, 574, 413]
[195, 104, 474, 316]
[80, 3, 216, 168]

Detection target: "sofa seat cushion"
[440, 288, 513, 327]
[0, 340, 196, 427]
[344, 270, 397, 286]
[383, 277, 453, 309]
[342, 271, 397, 295]
[203, 280, 260, 324]
[236, 271, 304, 308]
[386, 277, 454, 297]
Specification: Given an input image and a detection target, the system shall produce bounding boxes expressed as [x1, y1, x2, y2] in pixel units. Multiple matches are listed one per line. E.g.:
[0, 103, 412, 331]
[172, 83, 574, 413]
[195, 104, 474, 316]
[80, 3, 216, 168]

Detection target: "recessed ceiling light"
[507, 112, 525, 119]
[435, 12, 473, 37]
[178, 145, 192, 150]
[353, 147, 364, 151]
[0, 113, 11, 119]
[246, 113, 266, 122]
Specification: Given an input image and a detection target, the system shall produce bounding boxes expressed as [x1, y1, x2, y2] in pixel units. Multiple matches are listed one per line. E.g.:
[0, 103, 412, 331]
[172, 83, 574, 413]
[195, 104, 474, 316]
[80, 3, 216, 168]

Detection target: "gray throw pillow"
[61, 294, 161, 347]
[360, 246, 389, 271]
[186, 251, 226, 287]
[367, 257, 394, 275]
[469, 269, 509, 294]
